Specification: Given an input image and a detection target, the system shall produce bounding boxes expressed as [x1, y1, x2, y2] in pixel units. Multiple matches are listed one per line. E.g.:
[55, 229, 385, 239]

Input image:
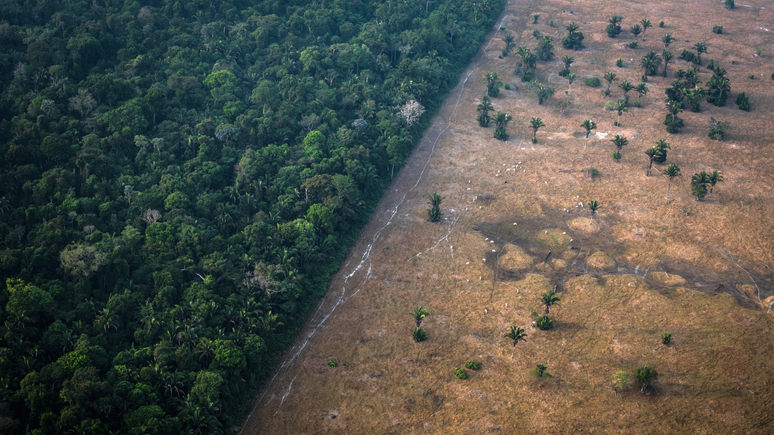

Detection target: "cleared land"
[242, 0, 774, 433]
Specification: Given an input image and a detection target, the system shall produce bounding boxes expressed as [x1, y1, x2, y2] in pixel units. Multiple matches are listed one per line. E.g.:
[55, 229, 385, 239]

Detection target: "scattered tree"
[536, 314, 554, 330]
[611, 371, 633, 394]
[562, 55, 575, 69]
[619, 80, 635, 100]
[536, 36, 555, 61]
[483, 72, 503, 97]
[662, 50, 673, 76]
[581, 119, 597, 147]
[427, 192, 444, 222]
[477, 95, 494, 127]
[541, 291, 560, 314]
[691, 171, 711, 200]
[493, 111, 512, 140]
[615, 99, 629, 126]
[661, 33, 675, 48]
[635, 366, 658, 393]
[604, 71, 618, 92]
[735, 92, 750, 111]
[630, 24, 642, 37]
[566, 72, 577, 93]
[504, 325, 527, 346]
[708, 117, 730, 140]
[562, 22, 585, 50]
[528, 80, 554, 104]
[587, 200, 600, 219]
[641, 19, 653, 33]
[663, 164, 681, 198]
[661, 332, 672, 345]
[640, 51, 662, 77]
[635, 82, 649, 102]
[502, 32, 516, 56]
[708, 170, 724, 196]
[411, 306, 430, 327]
[606, 16, 623, 38]
[530, 117, 546, 143]
[664, 100, 684, 134]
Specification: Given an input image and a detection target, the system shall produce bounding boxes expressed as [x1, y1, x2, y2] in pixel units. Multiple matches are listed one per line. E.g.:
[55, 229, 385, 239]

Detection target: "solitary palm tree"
[604, 71, 617, 92]
[502, 32, 516, 55]
[663, 164, 681, 198]
[641, 19, 652, 33]
[694, 42, 708, 55]
[505, 325, 527, 347]
[662, 33, 675, 48]
[630, 24, 642, 37]
[691, 171, 711, 201]
[541, 291, 560, 314]
[581, 119, 597, 148]
[645, 146, 660, 173]
[530, 117, 545, 142]
[587, 200, 600, 220]
[411, 306, 430, 327]
[566, 72, 576, 92]
[562, 54, 575, 69]
[708, 170, 724, 196]
[662, 50, 673, 76]
[634, 82, 649, 101]
[619, 80, 634, 100]
[615, 99, 628, 126]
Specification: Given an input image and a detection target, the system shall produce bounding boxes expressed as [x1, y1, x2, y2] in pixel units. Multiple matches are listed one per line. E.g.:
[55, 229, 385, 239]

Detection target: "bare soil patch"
[241, 0, 774, 433]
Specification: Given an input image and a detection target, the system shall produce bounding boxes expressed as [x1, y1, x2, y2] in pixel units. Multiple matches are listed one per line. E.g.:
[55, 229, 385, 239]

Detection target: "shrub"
[611, 371, 633, 393]
[494, 127, 509, 141]
[327, 360, 338, 367]
[679, 49, 696, 63]
[586, 167, 600, 178]
[659, 21, 665, 28]
[529, 363, 553, 382]
[725, 0, 734, 9]
[427, 207, 441, 222]
[627, 41, 638, 49]
[661, 332, 672, 345]
[771, 73, 774, 80]
[413, 327, 427, 342]
[713, 25, 723, 34]
[504, 83, 511, 90]
[533, 15, 540, 24]
[708, 117, 730, 140]
[616, 58, 624, 67]
[604, 100, 616, 111]
[531, 137, 537, 143]
[536, 314, 554, 330]
[612, 151, 622, 161]
[465, 361, 481, 370]
[632, 100, 642, 108]
[736, 92, 750, 111]
[558, 68, 571, 77]
[454, 367, 468, 379]
[584, 77, 601, 87]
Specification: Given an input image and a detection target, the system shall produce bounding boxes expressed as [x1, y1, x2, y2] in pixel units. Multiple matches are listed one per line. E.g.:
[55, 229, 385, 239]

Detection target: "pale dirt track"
[241, 0, 774, 433]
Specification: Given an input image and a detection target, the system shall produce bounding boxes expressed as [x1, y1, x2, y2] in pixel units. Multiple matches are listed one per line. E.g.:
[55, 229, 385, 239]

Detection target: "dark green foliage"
[536, 315, 554, 330]
[708, 117, 730, 140]
[0, 0, 505, 432]
[664, 114, 685, 134]
[725, 0, 735, 9]
[606, 16, 623, 38]
[612, 151, 622, 161]
[559, 68, 571, 78]
[505, 325, 527, 347]
[635, 366, 659, 393]
[659, 21, 665, 28]
[531, 363, 552, 379]
[641, 51, 663, 76]
[707, 70, 731, 106]
[628, 41, 639, 49]
[631, 24, 643, 37]
[679, 50, 697, 64]
[529, 81, 555, 105]
[465, 361, 481, 370]
[653, 139, 671, 164]
[661, 332, 672, 345]
[713, 25, 723, 34]
[562, 22, 585, 50]
[427, 193, 444, 222]
[494, 128, 510, 141]
[454, 367, 468, 379]
[534, 15, 540, 24]
[411, 306, 430, 327]
[536, 36, 555, 61]
[477, 95, 494, 127]
[616, 58, 624, 67]
[736, 92, 750, 111]
[413, 327, 428, 342]
[328, 360, 339, 368]
[585, 77, 601, 87]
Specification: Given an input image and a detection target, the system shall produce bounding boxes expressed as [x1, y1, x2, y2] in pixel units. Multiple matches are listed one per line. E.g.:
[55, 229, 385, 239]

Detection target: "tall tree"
[504, 325, 527, 347]
[530, 117, 546, 143]
[581, 119, 597, 147]
[663, 164, 681, 198]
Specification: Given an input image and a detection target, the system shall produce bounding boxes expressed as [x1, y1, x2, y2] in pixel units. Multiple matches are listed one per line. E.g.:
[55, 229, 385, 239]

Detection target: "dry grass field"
[241, 0, 774, 433]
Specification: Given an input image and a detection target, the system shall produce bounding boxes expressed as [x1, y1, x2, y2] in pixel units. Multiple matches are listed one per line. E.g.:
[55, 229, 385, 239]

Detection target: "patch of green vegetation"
[465, 361, 481, 370]
[454, 367, 468, 379]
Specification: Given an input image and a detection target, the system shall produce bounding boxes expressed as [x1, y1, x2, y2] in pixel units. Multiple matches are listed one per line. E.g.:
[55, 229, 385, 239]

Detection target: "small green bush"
[736, 92, 750, 111]
[659, 21, 665, 28]
[465, 361, 481, 370]
[616, 58, 624, 67]
[558, 68, 571, 77]
[748, 74, 755, 80]
[713, 25, 723, 34]
[536, 314, 554, 330]
[454, 367, 468, 379]
[584, 77, 601, 87]
[627, 41, 638, 49]
[328, 360, 338, 368]
[504, 83, 511, 90]
[661, 332, 672, 345]
[531, 137, 537, 144]
[586, 167, 600, 177]
[605, 100, 616, 111]
[413, 327, 427, 342]
[533, 15, 539, 24]
[632, 100, 642, 108]
[725, 0, 734, 9]
[612, 151, 622, 161]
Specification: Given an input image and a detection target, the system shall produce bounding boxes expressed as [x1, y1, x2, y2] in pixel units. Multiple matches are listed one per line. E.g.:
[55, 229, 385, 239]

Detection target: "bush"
[679, 50, 696, 63]
[627, 41, 638, 49]
[536, 314, 554, 330]
[327, 360, 338, 367]
[586, 167, 600, 177]
[413, 327, 427, 342]
[531, 137, 537, 144]
[708, 117, 730, 140]
[616, 58, 624, 67]
[584, 77, 601, 87]
[612, 151, 622, 161]
[558, 68, 571, 77]
[632, 100, 642, 108]
[604, 100, 616, 111]
[736, 92, 750, 111]
[713, 25, 723, 34]
[504, 83, 511, 90]
[454, 367, 468, 379]
[611, 371, 633, 392]
[661, 332, 672, 345]
[725, 0, 734, 9]
[494, 127, 509, 141]
[465, 361, 481, 370]
[659, 21, 665, 28]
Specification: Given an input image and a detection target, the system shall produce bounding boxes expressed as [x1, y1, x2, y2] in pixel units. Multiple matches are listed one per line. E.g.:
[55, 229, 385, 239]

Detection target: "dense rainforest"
[0, 0, 503, 432]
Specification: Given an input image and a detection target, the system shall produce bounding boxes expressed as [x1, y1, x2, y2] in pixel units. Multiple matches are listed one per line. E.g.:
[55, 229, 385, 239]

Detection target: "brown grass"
[241, 0, 774, 433]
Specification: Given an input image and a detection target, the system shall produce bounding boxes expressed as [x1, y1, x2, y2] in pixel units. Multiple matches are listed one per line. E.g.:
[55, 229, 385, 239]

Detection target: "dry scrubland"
[242, 0, 774, 433]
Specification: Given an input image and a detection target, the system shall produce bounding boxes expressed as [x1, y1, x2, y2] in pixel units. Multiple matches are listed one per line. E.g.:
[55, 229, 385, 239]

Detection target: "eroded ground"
[242, 0, 774, 433]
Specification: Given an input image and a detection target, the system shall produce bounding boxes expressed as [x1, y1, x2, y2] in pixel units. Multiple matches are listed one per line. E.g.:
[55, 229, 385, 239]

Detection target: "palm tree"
[541, 291, 560, 314]
[663, 164, 681, 198]
[611, 134, 629, 157]
[630, 24, 642, 37]
[618, 80, 634, 100]
[566, 22, 580, 34]
[708, 170, 724, 196]
[635, 82, 649, 101]
[691, 171, 711, 201]
[427, 192, 443, 222]
[640, 51, 662, 76]
[493, 111, 512, 140]
[645, 146, 660, 173]
[636, 366, 658, 393]
[662, 33, 675, 48]
[604, 71, 617, 92]
[566, 72, 576, 92]
[641, 19, 652, 33]
[654, 139, 671, 163]
[477, 95, 494, 126]
[587, 200, 600, 220]
[502, 32, 516, 55]
[581, 119, 597, 147]
[535, 363, 550, 378]
[615, 99, 628, 126]
[694, 42, 707, 55]
[411, 306, 430, 327]
[662, 50, 673, 76]
[530, 117, 545, 143]
[482, 72, 502, 97]
[562, 54, 575, 69]
[504, 325, 527, 347]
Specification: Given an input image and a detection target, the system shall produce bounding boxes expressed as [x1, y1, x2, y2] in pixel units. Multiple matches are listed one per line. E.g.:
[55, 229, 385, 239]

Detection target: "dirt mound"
[498, 244, 535, 271]
[586, 251, 616, 271]
[649, 272, 689, 287]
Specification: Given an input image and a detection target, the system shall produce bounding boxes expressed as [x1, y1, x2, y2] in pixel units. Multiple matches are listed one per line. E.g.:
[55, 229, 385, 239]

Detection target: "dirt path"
[241, 0, 774, 433]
